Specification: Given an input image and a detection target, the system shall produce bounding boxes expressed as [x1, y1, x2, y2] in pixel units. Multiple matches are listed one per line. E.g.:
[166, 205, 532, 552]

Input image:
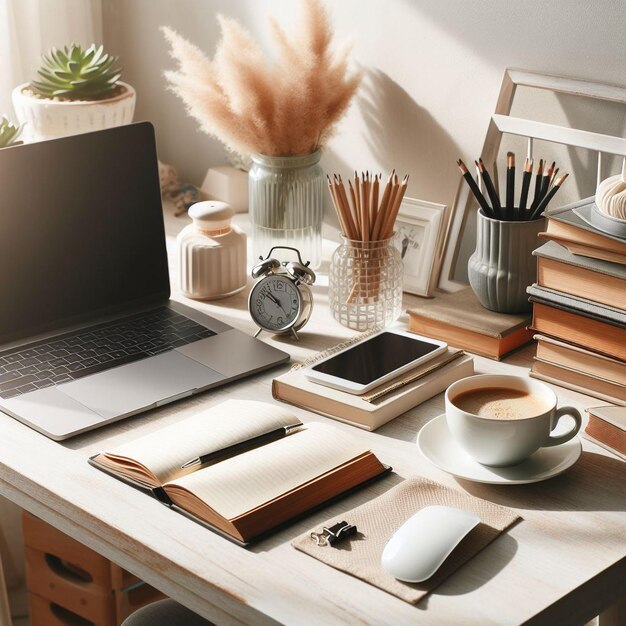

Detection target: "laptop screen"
[0, 122, 170, 344]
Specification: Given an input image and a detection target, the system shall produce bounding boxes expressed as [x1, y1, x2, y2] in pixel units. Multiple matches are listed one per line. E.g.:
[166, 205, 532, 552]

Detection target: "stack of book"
[529, 198, 626, 405]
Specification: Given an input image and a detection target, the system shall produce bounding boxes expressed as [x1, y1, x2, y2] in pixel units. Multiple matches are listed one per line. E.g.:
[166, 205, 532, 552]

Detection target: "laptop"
[0, 122, 289, 440]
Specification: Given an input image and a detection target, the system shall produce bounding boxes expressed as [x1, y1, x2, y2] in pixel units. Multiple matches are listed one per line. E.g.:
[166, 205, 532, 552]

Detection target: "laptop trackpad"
[58, 351, 224, 419]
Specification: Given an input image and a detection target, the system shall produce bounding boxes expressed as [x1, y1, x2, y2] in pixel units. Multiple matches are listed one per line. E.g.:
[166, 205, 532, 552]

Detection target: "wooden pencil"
[371, 172, 393, 239]
[370, 174, 379, 239]
[354, 171, 363, 239]
[348, 179, 361, 237]
[327, 175, 344, 233]
[360, 172, 370, 242]
[335, 175, 357, 239]
[381, 174, 408, 239]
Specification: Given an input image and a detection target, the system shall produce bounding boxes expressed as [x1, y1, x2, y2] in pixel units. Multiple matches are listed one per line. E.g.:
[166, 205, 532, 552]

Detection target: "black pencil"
[506, 152, 516, 220]
[476, 158, 501, 219]
[530, 159, 544, 213]
[458, 159, 494, 218]
[539, 161, 554, 204]
[519, 158, 532, 217]
[529, 173, 568, 220]
[548, 167, 559, 192]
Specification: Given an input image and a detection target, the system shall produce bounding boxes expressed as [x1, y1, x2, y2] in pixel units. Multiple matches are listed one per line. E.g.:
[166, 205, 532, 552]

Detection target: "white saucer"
[417, 414, 582, 485]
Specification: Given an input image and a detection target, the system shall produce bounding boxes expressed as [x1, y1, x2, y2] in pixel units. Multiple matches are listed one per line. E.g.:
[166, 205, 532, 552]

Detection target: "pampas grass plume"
[162, 0, 362, 157]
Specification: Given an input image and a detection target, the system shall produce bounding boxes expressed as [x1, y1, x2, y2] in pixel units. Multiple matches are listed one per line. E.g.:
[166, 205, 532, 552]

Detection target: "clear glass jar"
[248, 151, 323, 269]
[329, 236, 403, 331]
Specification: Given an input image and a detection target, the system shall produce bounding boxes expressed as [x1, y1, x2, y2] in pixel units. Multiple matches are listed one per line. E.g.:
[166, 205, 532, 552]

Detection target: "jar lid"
[189, 201, 233, 230]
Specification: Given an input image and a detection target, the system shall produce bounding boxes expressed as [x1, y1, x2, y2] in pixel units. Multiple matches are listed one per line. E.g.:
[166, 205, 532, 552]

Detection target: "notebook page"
[168, 422, 369, 520]
[104, 400, 300, 484]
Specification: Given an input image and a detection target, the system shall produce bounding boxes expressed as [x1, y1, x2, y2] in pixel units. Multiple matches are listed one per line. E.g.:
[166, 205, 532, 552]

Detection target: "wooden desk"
[0, 211, 624, 626]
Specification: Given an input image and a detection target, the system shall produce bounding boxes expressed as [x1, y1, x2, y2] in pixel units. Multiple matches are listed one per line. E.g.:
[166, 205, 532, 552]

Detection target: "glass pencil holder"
[329, 236, 403, 331]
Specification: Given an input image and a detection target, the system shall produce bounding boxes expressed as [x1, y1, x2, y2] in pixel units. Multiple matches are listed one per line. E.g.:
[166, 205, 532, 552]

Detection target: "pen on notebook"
[181, 424, 301, 469]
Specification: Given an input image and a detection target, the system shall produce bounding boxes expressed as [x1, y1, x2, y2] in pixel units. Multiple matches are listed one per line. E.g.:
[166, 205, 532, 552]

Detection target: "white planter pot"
[12, 81, 136, 141]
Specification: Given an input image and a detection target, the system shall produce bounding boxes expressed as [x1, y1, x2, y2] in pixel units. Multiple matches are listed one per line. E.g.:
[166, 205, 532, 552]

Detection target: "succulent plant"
[0, 116, 23, 148]
[30, 44, 122, 100]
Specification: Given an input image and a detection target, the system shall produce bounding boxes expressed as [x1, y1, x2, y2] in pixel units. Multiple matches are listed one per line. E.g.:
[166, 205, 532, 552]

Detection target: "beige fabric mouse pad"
[292, 477, 521, 604]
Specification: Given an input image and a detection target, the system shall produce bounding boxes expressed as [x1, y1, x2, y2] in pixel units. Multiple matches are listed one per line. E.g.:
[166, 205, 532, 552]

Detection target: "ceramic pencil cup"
[468, 210, 544, 313]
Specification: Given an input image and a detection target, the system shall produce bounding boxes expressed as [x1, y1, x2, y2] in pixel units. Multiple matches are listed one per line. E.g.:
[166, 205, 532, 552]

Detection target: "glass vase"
[248, 151, 323, 269]
[329, 236, 403, 331]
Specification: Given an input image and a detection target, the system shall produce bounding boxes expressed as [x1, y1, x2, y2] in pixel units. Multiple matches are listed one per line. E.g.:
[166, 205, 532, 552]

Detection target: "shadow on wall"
[402, 0, 626, 86]
[357, 68, 461, 206]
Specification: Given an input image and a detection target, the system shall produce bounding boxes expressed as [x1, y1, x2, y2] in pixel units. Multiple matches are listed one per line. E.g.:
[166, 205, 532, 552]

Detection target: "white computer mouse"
[381, 505, 480, 583]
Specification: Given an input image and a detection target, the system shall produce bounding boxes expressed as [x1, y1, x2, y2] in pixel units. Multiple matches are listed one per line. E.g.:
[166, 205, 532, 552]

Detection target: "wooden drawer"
[29, 591, 107, 626]
[22, 511, 165, 625]
[23, 511, 142, 592]
[25, 546, 116, 624]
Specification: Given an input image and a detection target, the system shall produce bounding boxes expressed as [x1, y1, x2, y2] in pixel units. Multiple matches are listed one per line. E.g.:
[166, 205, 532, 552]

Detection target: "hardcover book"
[406, 288, 532, 360]
[530, 301, 626, 362]
[584, 405, 626, 460]
[533, 241, 626, 310]
[272, 347, 473, 430]
[89, 399, 389, 544]
[534, 335, 625, 387]
[530, 360, 626, 406]
[527, 284, 626, 327]
[540, 198, 626, 264]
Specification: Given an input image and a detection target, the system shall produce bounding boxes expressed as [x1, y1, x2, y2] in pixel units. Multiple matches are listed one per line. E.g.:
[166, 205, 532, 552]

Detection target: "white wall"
[103, 0, 626, 280]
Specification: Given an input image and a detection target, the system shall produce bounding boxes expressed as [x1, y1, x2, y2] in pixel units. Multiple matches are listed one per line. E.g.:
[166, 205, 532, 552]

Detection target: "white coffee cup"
[445, 375, 582, 466]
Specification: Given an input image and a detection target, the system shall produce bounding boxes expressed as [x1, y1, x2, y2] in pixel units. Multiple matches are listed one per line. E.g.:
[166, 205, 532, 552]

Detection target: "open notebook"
[90, 400, 389, 544]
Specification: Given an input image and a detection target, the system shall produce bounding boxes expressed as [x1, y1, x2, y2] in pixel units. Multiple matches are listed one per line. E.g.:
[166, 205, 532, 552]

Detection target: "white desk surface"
[0, 209, 624, 626]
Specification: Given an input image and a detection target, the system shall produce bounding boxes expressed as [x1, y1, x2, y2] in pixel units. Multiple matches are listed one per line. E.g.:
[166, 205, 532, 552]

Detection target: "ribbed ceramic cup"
[468, 210, 544, 313]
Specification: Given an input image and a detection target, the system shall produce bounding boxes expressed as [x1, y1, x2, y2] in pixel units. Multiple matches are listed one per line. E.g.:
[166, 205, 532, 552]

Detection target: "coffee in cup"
[452, 387, 551, 420]
[445, 375, 582, 466]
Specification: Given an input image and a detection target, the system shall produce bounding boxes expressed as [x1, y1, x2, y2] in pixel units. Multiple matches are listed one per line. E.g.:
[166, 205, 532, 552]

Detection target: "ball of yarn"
[595, 159, 626, 219]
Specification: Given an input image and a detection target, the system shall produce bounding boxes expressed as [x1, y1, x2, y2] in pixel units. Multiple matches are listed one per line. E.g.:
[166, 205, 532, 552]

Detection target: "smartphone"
[304, 329, 447, 395]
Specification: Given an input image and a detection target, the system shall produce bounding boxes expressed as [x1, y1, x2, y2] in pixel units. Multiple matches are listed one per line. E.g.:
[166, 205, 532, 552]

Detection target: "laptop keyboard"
[0, 307, 215, 399]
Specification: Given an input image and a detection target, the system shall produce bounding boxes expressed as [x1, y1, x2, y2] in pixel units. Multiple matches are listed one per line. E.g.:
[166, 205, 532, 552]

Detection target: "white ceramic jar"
[177, 201, 247, 300]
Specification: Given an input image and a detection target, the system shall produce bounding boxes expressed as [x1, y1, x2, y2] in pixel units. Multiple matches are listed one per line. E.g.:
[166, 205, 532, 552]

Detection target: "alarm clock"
[249, 246, 316, 340]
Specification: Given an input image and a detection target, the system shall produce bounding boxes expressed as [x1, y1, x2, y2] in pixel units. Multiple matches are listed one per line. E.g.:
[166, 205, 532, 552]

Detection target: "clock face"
[250, 274, 302, 331]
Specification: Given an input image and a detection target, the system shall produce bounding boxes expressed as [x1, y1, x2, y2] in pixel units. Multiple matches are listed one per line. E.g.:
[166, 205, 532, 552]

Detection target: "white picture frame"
[438, 68, 626, 292]
[395, 197, 447, 297]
